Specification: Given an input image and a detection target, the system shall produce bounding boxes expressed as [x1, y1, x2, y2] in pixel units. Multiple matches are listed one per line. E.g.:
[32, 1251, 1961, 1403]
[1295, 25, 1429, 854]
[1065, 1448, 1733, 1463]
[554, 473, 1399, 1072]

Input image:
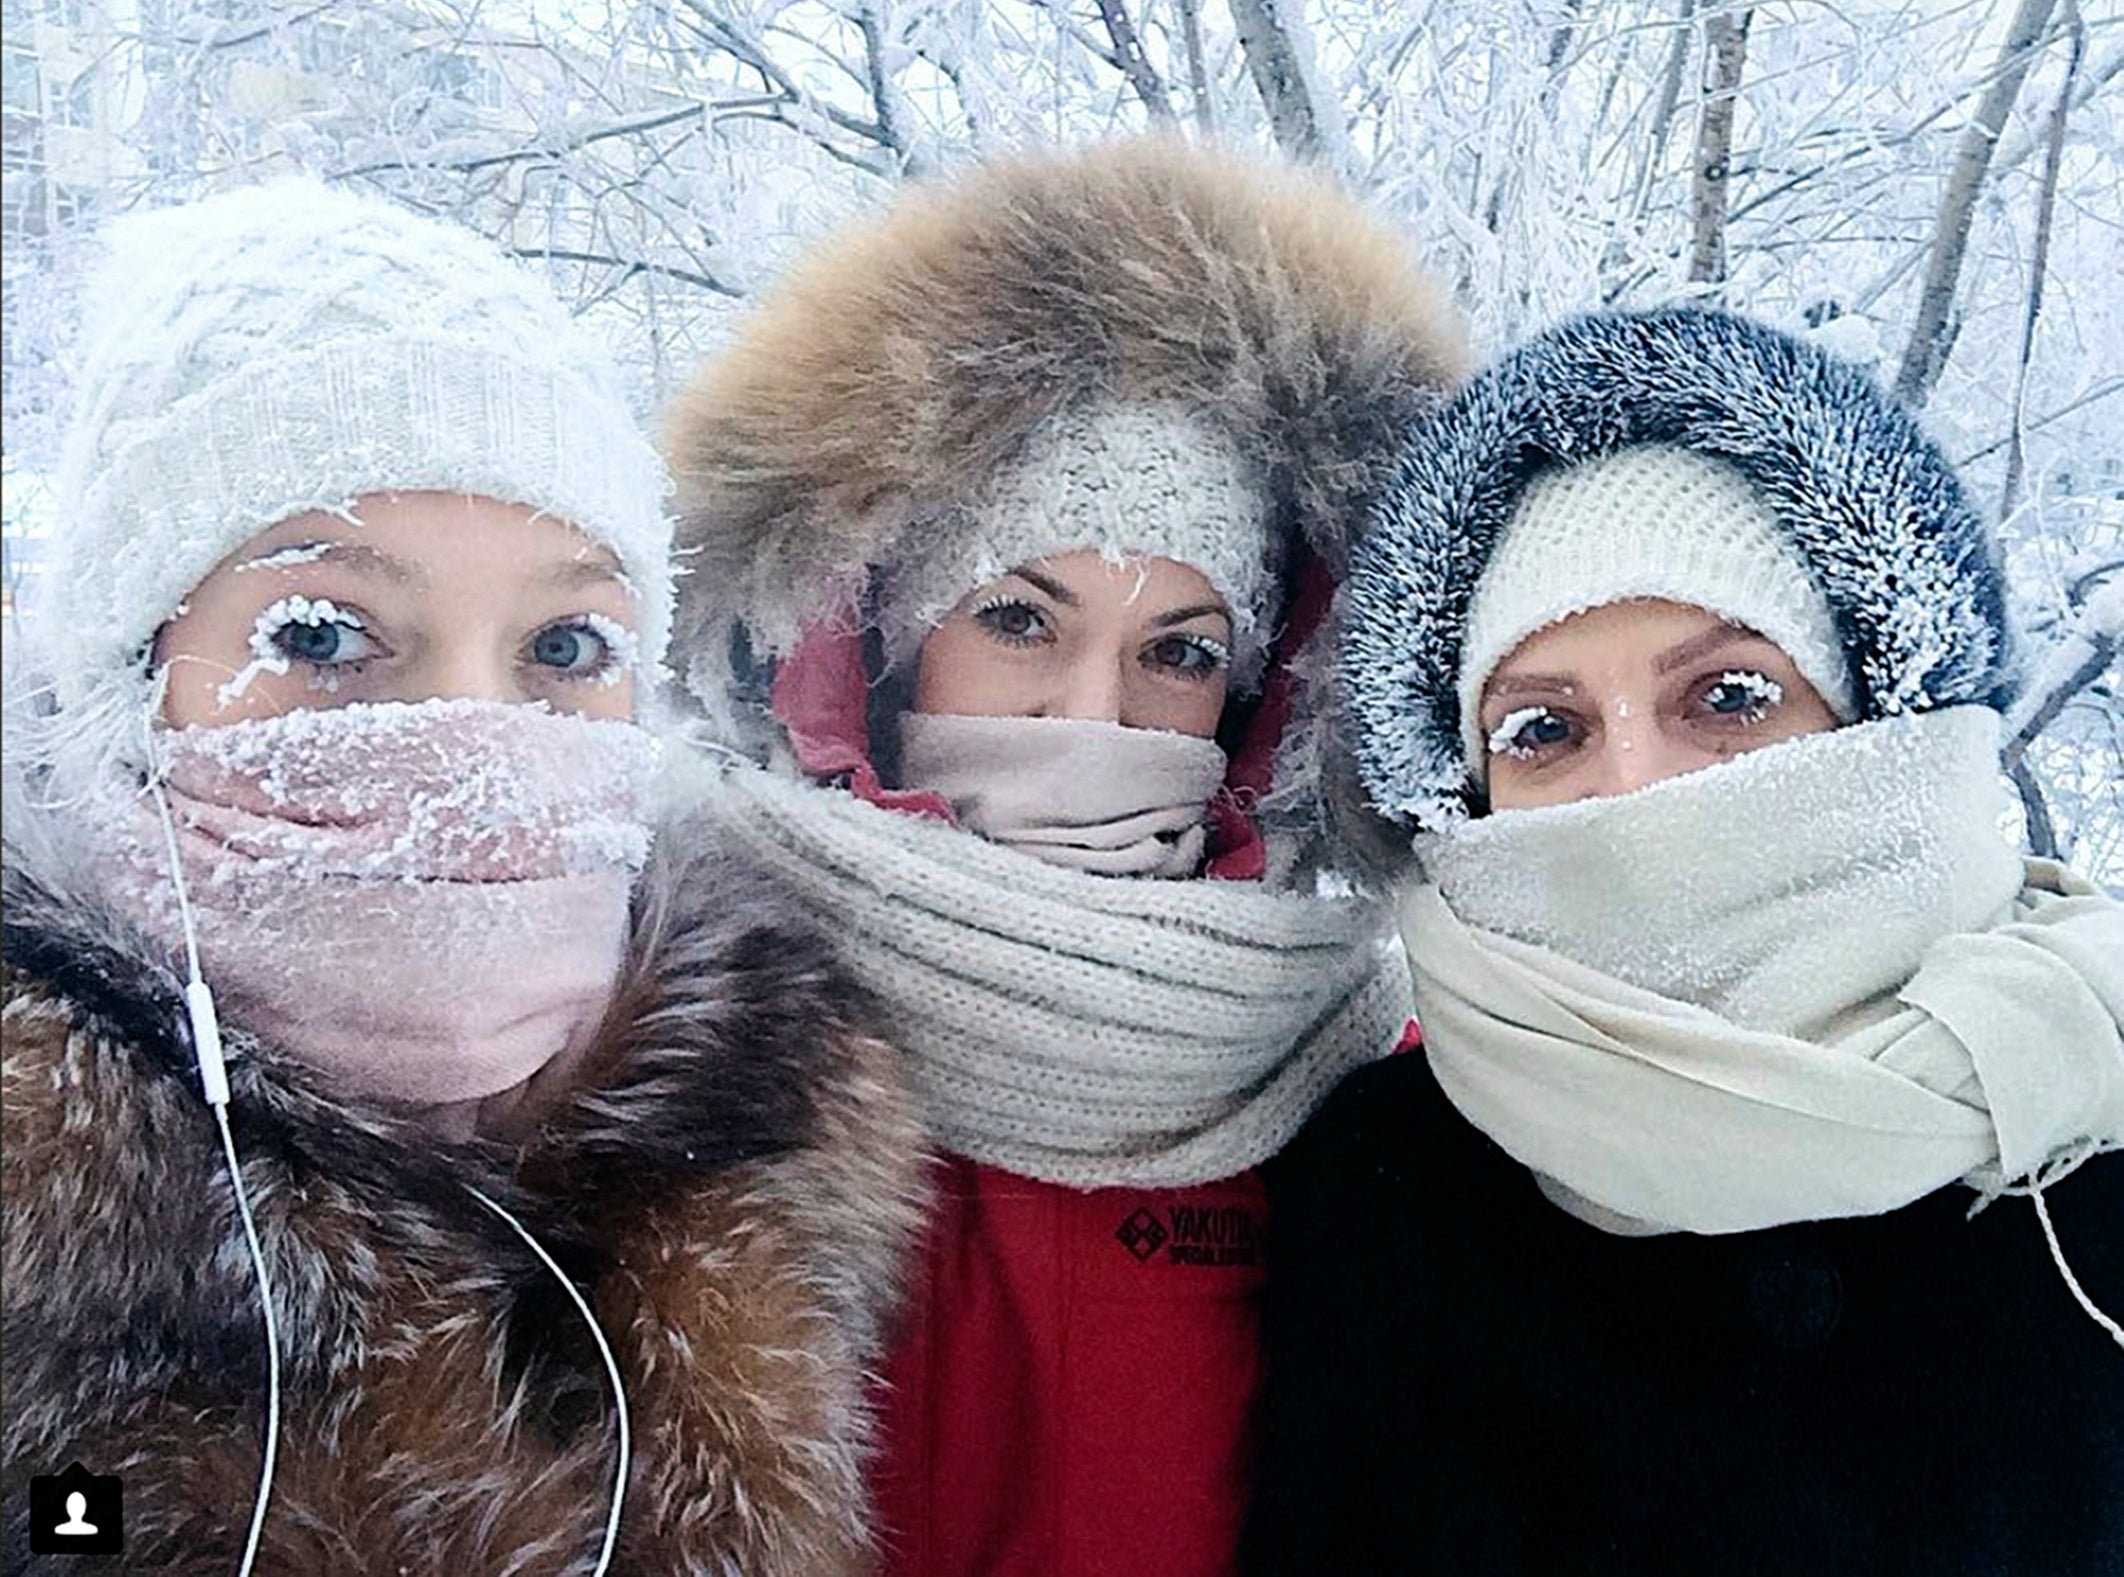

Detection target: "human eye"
[1696, 669, 1784, 725]
[527, 612, 637, 684]
[1485, 704, 1579, 761]
[1144, 631, 1230, 681]
[260, 594, 380, 669]
[972, 596, 1053, 648]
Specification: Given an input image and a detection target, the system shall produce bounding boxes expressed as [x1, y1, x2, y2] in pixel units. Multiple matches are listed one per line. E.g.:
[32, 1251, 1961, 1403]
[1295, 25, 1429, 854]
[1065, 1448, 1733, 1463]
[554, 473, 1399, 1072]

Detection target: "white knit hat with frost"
[1457, 444, 1857, 773]
[875, 399, 1283, 688]
[47, 179, 673, 724]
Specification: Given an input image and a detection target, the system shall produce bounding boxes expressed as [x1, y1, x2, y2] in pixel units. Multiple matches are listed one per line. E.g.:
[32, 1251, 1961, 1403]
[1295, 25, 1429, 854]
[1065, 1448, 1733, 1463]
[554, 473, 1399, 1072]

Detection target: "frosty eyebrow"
[239, 540, 423, 587]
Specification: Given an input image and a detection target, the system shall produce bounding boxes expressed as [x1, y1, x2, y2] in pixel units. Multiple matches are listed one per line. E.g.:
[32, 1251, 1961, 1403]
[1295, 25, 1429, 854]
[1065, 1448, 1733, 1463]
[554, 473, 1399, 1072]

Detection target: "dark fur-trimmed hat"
[1340, 305, 2015, 829]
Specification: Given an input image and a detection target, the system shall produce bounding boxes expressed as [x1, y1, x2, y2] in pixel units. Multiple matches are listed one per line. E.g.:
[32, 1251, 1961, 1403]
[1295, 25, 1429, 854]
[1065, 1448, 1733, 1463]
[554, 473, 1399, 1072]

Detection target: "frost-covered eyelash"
[1157, 631, 1231, 672]
[571, 612, 640, 687]
[1710, 669, 1783, 720]
[1485, 705, 1555, 760]
[971, 595, 1047, 641]
[217, 595, 365, 706]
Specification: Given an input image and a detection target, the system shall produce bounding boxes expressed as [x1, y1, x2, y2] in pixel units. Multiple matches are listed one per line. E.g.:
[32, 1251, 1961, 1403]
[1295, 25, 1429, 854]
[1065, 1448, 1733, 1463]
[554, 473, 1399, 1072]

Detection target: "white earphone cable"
[142, 719, 280, 1577]
[140, 708, 624, 1572]
[465, 1186, 631, 1576]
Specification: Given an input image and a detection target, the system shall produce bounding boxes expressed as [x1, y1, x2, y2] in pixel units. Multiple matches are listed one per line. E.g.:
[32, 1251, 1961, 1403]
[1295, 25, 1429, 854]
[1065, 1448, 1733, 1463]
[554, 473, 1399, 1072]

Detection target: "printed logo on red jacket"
[1116, 1204, 1260, 1267]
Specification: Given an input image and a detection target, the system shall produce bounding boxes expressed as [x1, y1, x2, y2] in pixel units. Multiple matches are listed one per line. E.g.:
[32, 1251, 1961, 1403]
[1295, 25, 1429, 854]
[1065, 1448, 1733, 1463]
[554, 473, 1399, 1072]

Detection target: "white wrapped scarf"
[703, 764, 1412, 1187]
[1404, 707, 2124, 1236]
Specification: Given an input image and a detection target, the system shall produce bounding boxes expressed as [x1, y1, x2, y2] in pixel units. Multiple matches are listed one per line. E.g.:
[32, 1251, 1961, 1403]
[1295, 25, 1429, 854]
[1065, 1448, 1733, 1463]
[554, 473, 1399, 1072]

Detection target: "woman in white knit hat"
[660, 135, 1468, 1577]
[1, 180, 922, 1573]
[1247, 306, 2124, 1575]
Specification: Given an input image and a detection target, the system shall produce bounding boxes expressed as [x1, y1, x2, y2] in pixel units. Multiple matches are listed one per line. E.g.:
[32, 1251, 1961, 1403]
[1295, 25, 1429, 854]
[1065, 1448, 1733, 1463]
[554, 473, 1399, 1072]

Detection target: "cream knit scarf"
[1405, 707, 2124, 1236]
[705, 764, 1412, 1187]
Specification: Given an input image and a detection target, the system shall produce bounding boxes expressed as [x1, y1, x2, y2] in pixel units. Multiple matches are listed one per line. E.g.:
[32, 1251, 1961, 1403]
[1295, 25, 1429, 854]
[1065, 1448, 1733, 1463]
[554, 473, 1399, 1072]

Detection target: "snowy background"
[2, 0, 2117, 884]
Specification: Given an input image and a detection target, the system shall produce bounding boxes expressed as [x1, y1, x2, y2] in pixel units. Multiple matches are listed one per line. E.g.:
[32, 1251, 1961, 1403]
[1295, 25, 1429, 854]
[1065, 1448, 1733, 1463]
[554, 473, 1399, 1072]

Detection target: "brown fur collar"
[1, 815, 924, 1573]
[662, 133, 1469, 708]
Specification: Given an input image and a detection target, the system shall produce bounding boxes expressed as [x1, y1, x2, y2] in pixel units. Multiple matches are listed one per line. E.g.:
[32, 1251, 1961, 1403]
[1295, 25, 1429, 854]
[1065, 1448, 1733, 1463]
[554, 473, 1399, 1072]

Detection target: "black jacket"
[1246, 1051, 2124, 1577]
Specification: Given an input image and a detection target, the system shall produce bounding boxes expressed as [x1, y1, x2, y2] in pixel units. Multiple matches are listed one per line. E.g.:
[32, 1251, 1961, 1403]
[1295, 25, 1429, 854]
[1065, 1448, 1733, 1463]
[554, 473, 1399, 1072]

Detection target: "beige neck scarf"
[1403, 708, 2124, 1236]
[897, 713, 1228, 879]
[701, 763, 1411, 1188]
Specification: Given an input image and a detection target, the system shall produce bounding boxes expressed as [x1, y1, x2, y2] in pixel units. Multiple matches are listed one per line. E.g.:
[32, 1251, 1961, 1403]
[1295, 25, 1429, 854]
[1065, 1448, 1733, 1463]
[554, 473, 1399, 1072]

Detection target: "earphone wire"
[142, 711, 280, 1577]
[466, 1186, 630, 1576]
[138, 709, 624, 1570]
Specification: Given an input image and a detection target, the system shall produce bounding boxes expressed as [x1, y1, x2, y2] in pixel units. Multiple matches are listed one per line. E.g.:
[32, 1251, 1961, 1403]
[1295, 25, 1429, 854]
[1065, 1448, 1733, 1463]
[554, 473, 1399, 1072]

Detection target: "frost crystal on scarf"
[105, 697, 659, 1106]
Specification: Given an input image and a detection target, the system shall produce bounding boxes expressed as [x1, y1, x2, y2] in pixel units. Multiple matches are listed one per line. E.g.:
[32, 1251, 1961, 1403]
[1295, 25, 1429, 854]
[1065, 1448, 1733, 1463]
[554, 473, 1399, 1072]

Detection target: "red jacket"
[874, 1161, 1271, 1577]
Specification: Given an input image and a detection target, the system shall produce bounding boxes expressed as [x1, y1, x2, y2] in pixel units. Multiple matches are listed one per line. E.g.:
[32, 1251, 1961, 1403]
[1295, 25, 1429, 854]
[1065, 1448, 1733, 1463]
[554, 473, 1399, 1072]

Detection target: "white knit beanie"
[875, 399, 1282, 689]
[1457, 444, 1857, 773]
[47, 179, 673, 726]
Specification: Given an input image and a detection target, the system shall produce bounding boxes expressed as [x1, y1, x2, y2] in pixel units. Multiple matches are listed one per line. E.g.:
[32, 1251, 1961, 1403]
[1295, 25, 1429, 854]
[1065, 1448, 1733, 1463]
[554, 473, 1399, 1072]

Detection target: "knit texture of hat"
[48, 179, 673, 721]
[1457, 444, 1857, 776]
[875, 399, 1280, 686]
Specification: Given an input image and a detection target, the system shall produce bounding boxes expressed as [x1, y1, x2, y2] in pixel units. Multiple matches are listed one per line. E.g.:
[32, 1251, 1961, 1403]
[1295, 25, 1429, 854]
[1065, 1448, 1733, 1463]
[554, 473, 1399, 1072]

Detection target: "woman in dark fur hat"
[1246, 305, 2124, 1575]
[659, 135, 1467, 1577]
[2, 181, 923, 1573]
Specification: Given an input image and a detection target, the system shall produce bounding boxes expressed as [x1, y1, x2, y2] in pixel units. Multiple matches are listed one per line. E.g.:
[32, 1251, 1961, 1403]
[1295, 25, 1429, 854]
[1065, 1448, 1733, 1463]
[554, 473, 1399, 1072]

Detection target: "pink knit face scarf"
[895, 712, 1230, 879]
[108, 698, 658, 1108]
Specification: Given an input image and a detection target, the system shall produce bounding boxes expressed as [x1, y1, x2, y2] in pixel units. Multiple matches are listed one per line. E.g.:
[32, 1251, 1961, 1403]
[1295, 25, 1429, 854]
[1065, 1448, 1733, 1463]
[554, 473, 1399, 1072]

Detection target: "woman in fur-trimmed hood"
[2, 180, 923, 1574]
[661, 134, 1467, 1577]
[1247, 305, 2124, 1576]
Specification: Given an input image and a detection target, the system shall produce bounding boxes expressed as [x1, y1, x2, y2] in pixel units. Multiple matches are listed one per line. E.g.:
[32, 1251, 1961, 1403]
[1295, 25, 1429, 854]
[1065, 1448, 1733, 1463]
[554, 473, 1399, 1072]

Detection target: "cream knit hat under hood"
[874, 399, 1282, 689]
[1457, 444, 1857, 775]
[48, 179, 672, 723]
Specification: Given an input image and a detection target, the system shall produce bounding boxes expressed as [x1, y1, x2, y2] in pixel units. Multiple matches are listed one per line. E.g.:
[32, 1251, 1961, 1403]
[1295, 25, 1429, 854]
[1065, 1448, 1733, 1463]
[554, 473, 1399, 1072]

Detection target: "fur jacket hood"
[1341, 306, 2017, 832]
[1, 801, 924, 1574]
[661, 134, 1468, 873]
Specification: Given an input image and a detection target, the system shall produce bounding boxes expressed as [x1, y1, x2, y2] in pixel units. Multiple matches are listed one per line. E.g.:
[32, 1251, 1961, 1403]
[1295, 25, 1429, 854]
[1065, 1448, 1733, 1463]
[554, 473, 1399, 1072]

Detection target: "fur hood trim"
[1341, 306, 2016, 829]
[663, 133, 1469, 716]
[3, 802, 924, 1572]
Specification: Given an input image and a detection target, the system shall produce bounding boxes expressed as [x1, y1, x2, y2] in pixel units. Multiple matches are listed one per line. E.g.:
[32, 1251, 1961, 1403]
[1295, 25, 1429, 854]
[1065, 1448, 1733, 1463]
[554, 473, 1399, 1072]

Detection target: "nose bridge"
[1595, 700, 1687, 794]
[1052, 642, 1126, 723]
[415, 635, 519, 705]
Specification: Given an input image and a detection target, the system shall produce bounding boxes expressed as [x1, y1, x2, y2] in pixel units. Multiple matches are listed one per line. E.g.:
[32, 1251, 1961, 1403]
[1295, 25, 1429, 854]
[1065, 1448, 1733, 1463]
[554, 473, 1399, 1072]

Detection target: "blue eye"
[1700, 669, 1783, 722]
[1487, 705, 1577, 760]
[263, 597, 377, 667]
[531, 621, 609, 674]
